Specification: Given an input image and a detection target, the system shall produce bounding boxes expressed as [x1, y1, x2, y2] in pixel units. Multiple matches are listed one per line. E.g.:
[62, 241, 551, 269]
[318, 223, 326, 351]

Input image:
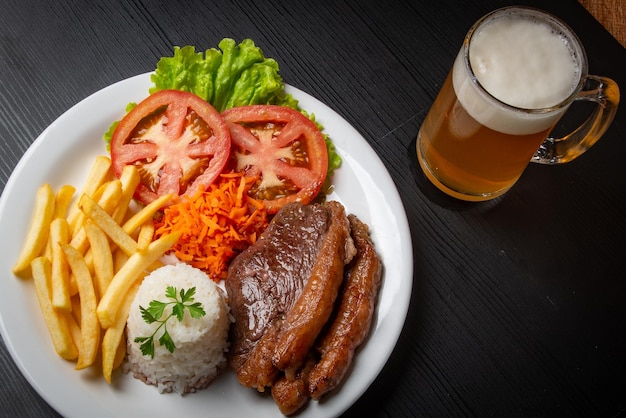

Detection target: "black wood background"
[1, 0, 625, 417]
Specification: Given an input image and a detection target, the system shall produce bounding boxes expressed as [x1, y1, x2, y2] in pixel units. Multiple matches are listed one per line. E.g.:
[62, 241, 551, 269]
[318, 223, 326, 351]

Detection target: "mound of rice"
[125, 263, 230, 394]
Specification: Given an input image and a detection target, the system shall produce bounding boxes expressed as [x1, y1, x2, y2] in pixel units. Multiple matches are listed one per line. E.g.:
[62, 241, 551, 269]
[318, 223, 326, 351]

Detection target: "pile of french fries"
[12, 156, 181, 383]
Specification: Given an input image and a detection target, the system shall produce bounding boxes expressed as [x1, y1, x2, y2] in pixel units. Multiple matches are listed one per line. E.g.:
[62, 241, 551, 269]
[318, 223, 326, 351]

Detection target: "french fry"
[112, 337, 127, 373]
[43, 234, 53, 261]
[67, 156, 112, 236]
[17, 155, 183, 382]
[112, 165, 141, 224]
[113, 248, 129, 274]
[50, 218, 72, 311]
[70, 181, 122, 255]
[44, 185, 75, 261]
[84, 220, 114, 300]
[61, 244, 100, 370]
[79, 194, 137, 256]
[97, 231, 182, 329]
[136, 221, 155, 251]
[93, 179, 123, 215]
[82, 177, 132, 273]
[67, 312, 82, 352]
[68, 273, 79, 297]
[54, 184, 76, 219]
[31, 257, 78, 361]
[102, 280, 140, 383]
[13, 184, 55, 276]
[71, 294, 82, 325]
[122, 194, 172, 236]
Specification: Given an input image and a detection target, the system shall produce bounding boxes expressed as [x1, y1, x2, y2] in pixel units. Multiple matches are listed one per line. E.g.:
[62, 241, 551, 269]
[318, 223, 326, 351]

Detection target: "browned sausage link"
[271, 355, 316, 416]
[308, 214, 383, 400]
[272, 202, 355, 377]
[236, 321, 282, 391]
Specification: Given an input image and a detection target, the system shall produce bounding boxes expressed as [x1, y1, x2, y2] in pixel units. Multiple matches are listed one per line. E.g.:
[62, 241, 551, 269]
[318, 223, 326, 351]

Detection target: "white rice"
[125, 263, 230, 394]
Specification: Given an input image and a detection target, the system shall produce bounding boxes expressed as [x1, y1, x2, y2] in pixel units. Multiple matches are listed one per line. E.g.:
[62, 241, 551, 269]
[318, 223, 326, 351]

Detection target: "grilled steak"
[271, 214, 383, 413]
[226, 201, 355, 391]
[227, 200, 383, 415]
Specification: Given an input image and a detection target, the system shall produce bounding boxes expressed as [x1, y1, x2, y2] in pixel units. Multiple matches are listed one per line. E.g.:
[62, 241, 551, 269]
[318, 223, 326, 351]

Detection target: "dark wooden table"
[1, 0, 625, 417]
[579, 0, 625, 48]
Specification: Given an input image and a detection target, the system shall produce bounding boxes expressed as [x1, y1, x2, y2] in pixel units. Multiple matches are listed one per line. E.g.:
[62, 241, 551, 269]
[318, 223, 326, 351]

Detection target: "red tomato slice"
[110, 90, 231, 205]
[222, 105, 328, 213]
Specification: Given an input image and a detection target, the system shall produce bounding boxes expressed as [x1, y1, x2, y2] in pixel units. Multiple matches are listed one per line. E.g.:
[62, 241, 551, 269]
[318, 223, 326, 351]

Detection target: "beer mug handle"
[532, 75, 620, 164]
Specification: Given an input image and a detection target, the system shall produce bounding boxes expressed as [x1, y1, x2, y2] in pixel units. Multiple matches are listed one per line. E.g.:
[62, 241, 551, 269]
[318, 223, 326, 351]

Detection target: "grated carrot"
[153, 172, 269, 281]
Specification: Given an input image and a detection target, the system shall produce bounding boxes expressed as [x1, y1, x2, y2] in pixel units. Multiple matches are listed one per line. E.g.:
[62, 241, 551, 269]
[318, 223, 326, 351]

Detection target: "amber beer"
[417, 71, 558, 200]
[416, 8, 583, 201]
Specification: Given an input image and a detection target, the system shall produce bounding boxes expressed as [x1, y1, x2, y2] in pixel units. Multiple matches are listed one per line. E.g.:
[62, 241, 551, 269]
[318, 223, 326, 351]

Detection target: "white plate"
[0, 73, 413, 418]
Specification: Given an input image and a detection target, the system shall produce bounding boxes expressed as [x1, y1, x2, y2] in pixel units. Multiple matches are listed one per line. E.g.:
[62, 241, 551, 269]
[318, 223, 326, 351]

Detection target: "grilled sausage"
[308, 214, 382, 400]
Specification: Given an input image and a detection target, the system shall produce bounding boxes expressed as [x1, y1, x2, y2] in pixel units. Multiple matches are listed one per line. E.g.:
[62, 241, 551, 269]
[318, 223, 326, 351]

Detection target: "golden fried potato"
[136, 221, 155, 251]
[61, 244, 100, 370]
[31, 256, 78, 361]
[13, 184, 55, 276]
[84, 220, 114, 300]
[54, 184, 76, 219]
[122, 194, 171, 236]
[113, 248, 129, 274]
[17, 155, 182, 383]
[67, 155, 112, 236]
[97, 231, 181, 329]
[79, 194, 137, 256]
[102, 280, 140, 383]
[93, 179, 122, 215]
[49, 218, 72, 312]
[112, 165, 141, 225]
[70, 181, 122, 255]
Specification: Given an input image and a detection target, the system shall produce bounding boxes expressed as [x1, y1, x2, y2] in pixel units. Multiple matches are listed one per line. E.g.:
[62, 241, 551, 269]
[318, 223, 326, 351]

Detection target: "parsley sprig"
[134, 286, 206, 359]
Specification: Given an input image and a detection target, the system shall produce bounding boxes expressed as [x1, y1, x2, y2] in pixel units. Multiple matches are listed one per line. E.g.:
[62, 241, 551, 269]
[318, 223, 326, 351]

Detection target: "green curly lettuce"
[105, 38, 340, 187]
[149, 39, 298, 112]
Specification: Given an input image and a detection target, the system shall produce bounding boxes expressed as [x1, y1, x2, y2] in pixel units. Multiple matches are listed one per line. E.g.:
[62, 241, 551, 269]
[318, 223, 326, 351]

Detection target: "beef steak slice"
[225, 201, 355, 390]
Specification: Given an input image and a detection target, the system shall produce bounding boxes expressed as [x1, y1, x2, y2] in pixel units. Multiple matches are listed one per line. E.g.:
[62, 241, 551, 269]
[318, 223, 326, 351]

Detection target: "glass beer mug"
[416, 6, 620, 202]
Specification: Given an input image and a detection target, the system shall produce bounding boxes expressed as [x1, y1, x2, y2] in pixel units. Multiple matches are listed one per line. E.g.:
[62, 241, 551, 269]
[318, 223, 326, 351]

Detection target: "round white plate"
[0, 73, 413, 418]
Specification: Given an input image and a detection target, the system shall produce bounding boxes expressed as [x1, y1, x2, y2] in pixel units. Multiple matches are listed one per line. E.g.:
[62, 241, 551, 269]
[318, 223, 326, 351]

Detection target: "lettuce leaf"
[149, 39, 298, 112]
[105, 39, 340, 184]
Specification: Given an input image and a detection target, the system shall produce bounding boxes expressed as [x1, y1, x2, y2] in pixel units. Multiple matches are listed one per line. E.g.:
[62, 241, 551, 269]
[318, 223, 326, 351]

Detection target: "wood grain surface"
[579, 0, 625, 47]
[0, 1, 624, 417]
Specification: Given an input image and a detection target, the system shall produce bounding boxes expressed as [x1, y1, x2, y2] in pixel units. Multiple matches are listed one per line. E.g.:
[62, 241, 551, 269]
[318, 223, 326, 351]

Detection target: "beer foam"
[453, 14, 581, 135]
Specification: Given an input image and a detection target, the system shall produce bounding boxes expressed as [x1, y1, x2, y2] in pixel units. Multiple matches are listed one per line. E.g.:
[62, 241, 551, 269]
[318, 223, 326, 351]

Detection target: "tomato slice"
[222, 105, 328, 214]
[110, 90, 231, 205]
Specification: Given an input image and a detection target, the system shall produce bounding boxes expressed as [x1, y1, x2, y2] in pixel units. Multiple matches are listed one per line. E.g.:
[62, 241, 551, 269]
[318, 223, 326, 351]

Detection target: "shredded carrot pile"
[153, 172, 269, 281]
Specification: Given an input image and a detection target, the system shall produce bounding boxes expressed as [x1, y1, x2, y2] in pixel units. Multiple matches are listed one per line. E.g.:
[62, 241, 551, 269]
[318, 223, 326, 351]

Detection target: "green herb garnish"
[134, 286, 206, 358]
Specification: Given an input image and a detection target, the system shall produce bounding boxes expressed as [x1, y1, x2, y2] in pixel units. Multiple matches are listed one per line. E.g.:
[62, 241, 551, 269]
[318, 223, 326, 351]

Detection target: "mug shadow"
[406, 135, 504, 212]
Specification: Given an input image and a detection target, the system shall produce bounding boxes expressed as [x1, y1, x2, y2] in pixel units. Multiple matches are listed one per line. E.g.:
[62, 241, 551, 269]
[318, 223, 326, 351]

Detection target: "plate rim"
[0, 72, 413, 418]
